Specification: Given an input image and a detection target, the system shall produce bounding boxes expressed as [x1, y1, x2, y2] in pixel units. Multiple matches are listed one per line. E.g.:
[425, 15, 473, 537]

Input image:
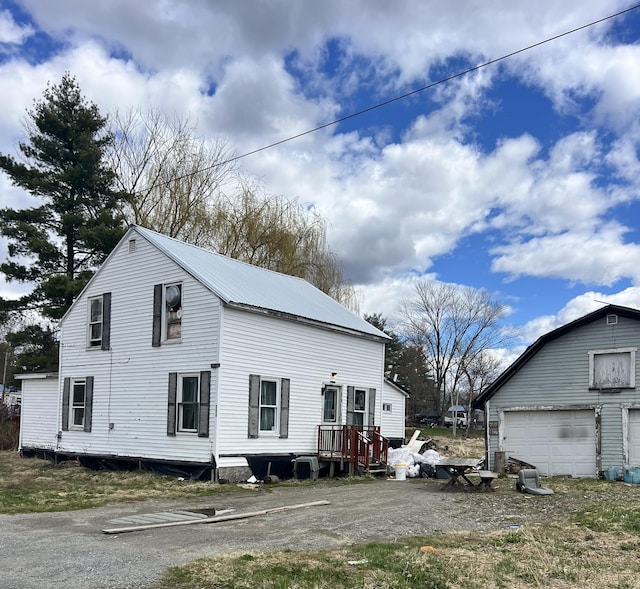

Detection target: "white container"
[395, 463, 407, 481]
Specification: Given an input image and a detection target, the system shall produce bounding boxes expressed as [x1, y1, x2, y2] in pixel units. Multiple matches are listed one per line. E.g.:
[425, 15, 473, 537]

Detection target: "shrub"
[0, 404, 20, 451]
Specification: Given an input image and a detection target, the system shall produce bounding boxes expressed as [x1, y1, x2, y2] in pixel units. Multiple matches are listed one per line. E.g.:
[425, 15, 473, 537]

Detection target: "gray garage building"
[473, 304, 640, 478]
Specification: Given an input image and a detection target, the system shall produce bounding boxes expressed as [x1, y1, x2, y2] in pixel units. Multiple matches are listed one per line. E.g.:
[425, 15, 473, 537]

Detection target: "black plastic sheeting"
[20, 449, 213, 481]
[77, 456, 212, 480]
[245, 454, 296, 480]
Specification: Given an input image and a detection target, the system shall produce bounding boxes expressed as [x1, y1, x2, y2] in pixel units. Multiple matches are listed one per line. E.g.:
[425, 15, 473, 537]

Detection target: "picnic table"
[437, 457, 488, 489]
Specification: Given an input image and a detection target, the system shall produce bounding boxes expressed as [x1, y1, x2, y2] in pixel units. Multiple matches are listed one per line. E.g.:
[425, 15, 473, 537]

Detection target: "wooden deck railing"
[317, 425, 389, 471]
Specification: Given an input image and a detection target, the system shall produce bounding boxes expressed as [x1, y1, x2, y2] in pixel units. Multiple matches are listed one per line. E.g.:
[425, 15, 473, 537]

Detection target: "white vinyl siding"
[381, 380, 407, 440]
[54, 228, 385, 467]
[18, 374, 59, 451]
[57, 234, 221, 464]
[217, 307, 385, 458]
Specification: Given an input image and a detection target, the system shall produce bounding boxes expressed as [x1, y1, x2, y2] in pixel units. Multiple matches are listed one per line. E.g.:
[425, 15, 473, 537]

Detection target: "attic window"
[589, 347, 636, 390]
[606, 314, 618, 325]
[128, 239, 136, 253]
[165, 284, 182, 340]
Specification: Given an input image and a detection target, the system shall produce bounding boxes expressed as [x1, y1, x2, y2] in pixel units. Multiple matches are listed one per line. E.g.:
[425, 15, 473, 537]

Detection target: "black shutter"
[101, 293, 111, 351]
[62, 378, 70, 431]
[279, 378, 290, 439]
[368, 388, 376, 426]
[198, 371, 211, 437]
[167, 372, 177, 436]
[346, 386, 355, 426]
[84, 376, 94, 432]
[152, 284, 162, 347]
[248, 374, 260, 438]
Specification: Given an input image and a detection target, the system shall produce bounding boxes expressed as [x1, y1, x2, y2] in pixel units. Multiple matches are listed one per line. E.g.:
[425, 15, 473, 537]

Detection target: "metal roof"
[133, 225, 388, 340]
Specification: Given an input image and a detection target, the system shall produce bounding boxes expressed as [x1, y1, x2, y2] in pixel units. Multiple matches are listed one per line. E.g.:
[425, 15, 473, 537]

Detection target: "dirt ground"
[0, 473, 613, 589]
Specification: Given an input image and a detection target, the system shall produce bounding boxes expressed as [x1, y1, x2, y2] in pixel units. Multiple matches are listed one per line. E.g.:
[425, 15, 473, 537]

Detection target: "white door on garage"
[628, 409, 640, 466]
[503, 410, 596, 477]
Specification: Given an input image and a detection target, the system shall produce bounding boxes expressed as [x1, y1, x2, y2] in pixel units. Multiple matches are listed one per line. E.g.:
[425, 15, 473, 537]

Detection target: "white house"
[18, 225, 402, 481]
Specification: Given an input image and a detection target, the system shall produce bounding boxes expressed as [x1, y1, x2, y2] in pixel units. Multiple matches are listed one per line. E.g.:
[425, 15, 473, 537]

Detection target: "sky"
[2, 1, 640, 361]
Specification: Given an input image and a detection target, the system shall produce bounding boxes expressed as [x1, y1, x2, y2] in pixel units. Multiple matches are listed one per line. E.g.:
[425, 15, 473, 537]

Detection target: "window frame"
[248, 375, 290, 439]
[352, 387, 367, 426]
[87, 296, 103, 347]
[163, 282, 183, 342]
[70, 379, 86, 429]
[177, 373, 200, 433]
[259, 377, 280, 434]
[588, 347, 637, 390]
[62, 376, 93, 433]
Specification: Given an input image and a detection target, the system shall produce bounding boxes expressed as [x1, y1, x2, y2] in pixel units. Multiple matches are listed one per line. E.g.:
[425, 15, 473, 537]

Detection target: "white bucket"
[395, 463, 407, 481]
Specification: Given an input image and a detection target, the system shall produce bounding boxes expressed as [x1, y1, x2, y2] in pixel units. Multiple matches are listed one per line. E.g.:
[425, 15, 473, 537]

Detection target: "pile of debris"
[387, 431, 450, 479]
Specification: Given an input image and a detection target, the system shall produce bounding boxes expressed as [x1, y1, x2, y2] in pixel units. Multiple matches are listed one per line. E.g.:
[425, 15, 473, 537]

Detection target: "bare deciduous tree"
[399, 280, 516, 433]
[108, 108, 237, 245]
[108, 109, 356, 307]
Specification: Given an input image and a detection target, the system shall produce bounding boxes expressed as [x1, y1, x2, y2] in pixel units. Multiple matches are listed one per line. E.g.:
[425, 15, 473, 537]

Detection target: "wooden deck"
[317, 425, 389, 476]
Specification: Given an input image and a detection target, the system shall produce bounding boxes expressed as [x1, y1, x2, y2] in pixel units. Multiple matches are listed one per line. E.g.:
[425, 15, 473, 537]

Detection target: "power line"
[144, 3, 640, 188]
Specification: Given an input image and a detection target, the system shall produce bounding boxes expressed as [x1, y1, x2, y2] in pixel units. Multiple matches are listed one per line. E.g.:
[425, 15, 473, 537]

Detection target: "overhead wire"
[140, 3, 640, 189]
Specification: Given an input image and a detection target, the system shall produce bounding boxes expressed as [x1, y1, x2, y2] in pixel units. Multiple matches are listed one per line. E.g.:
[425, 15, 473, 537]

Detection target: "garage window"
[589, 348, 636, 390]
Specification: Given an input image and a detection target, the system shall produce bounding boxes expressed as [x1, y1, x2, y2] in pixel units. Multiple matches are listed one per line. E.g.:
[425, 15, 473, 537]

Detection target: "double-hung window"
[88, 298, 103, 346]
[259, 379, 278, 432]
[87, 293, 111, 349]
[71, 380, 86, 427]
[61, 376, 94, 432]
[178, 375, 199, 432]
[167, 371, 211, 437]
[248, 375, 290, 438]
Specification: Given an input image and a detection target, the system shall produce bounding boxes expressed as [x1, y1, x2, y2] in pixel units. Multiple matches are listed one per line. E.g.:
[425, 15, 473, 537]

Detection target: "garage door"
[503, 410, 596, 477]
[629, 410, 640, 466]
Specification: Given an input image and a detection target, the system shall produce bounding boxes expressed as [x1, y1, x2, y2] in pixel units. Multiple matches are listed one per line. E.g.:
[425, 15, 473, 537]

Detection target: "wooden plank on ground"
[102, 500, 331, 534]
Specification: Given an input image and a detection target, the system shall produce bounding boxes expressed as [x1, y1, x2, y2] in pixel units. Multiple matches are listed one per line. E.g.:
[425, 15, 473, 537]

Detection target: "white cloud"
[2, 0, 640, 338]
[0, 9, 33, 45]
[521, 286, 640, 343]
[491, 223, 640, 285]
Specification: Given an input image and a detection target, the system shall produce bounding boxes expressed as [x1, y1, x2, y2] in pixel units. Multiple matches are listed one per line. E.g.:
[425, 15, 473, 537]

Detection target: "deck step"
[367, 468, 388, 475]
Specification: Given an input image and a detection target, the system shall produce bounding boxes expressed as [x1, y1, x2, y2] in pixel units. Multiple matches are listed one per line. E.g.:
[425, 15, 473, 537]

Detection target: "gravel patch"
[0, 476, 565, 589]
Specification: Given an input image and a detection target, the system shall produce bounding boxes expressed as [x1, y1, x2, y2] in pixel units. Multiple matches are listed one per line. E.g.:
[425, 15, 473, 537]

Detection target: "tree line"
[0, 73, 514, 419]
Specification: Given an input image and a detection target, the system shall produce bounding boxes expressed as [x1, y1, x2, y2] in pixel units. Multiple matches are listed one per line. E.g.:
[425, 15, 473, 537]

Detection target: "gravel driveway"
[0, 477, 547, 589]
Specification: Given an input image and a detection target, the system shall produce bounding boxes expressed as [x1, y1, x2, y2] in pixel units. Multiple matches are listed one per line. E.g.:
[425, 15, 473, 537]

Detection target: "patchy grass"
[153, 476, 640, 589]
[0, 451, 243, 514]
[156, 522, 640, 589]
[0, 450, 379, 514]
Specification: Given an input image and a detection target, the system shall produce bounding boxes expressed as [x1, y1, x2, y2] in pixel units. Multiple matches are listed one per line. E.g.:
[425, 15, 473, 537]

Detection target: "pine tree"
[0, 73, 128, 319]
